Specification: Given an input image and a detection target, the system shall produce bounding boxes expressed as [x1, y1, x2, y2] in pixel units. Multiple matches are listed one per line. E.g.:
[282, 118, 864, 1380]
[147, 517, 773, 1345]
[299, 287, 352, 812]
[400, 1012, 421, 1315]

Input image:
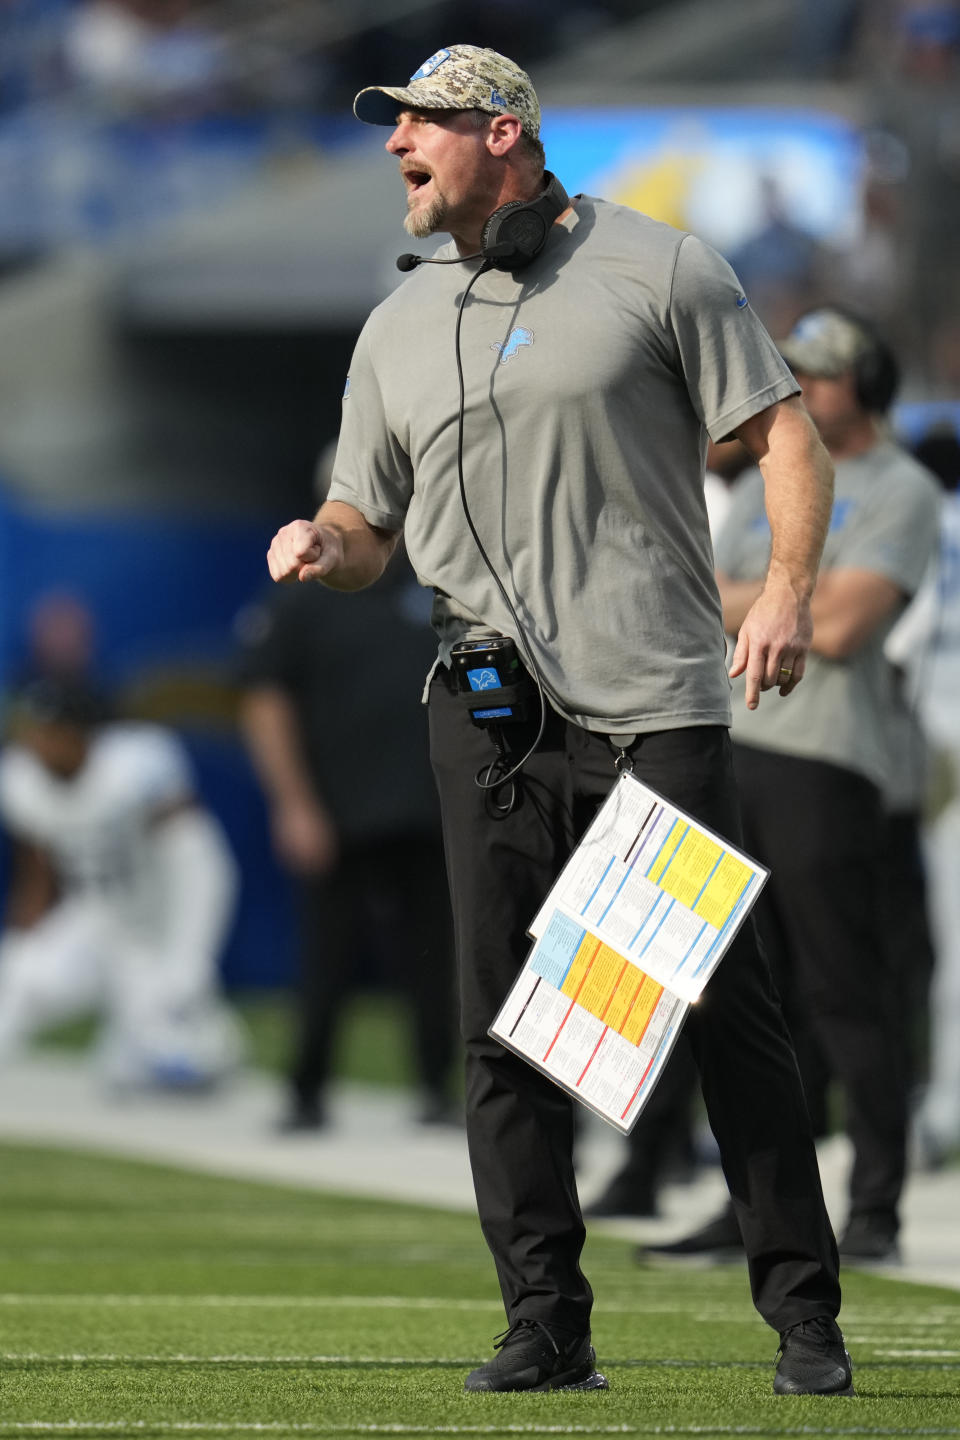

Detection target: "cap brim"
[354, 84, 456, 127]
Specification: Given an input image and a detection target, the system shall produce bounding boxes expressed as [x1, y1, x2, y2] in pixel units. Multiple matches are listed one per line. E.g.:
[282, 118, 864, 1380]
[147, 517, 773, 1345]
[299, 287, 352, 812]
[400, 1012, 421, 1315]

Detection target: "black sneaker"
[837, 1213, 900, 1263]
[464, 1319, 609, 1393]
[637, 1205, 744, 1262]
[774, 1316, 854, 1396]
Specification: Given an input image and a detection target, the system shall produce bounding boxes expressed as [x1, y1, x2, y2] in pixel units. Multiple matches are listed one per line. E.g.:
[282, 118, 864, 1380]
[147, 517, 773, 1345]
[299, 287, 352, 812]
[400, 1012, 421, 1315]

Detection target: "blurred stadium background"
[1, 0, 958, 1021]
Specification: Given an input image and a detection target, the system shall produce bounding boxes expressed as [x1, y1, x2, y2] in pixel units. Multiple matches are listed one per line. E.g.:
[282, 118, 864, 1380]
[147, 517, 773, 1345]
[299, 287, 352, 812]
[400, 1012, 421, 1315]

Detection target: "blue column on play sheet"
[530, 910, 586, 989]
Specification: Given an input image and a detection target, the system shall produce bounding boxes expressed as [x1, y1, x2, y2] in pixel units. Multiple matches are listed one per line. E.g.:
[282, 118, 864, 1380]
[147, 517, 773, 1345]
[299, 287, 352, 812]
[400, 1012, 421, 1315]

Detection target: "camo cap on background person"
[779, 309, 875, 379]
[353, 44, 541, 140]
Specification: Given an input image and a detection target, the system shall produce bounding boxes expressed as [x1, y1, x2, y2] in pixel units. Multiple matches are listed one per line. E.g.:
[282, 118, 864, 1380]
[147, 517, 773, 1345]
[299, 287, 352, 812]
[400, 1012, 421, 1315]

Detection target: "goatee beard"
[404, 191, 447, 239]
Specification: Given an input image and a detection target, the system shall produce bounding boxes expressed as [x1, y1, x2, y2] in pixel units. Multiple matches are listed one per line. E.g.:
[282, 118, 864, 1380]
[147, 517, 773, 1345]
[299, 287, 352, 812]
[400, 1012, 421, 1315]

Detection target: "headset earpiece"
[852, 330, 899, 414]
[481, 172, 570, 271]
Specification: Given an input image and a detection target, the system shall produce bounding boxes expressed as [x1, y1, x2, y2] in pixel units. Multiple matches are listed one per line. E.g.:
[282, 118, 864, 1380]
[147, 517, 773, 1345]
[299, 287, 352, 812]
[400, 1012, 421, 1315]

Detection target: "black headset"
[397, 171, 570, 274]
[791, 305, 901, 414]
[480, 170, 570, 269]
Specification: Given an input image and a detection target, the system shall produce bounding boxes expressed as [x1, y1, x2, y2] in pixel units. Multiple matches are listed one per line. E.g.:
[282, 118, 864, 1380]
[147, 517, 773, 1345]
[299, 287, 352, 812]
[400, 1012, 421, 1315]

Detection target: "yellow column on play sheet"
[558, 930, 665, 1048]
[648, 824, 752, 930]
[646, 818, 686, 886]
[693, 850, 754, 928]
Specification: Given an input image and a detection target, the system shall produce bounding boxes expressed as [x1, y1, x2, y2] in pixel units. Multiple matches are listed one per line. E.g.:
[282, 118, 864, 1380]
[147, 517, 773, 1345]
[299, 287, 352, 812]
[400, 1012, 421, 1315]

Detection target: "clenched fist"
[266, 520, 344, 584]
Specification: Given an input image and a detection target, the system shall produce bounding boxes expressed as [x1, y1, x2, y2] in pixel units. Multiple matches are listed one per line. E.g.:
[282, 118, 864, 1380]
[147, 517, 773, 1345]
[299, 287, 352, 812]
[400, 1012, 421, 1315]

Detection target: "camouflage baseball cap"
[779, 308, 873, 378]
[353, 44, 540, 140]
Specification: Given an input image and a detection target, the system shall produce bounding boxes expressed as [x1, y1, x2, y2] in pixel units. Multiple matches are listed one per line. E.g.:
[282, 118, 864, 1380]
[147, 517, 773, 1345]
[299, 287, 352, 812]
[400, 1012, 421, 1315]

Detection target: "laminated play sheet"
[490, 771, 768, 1132]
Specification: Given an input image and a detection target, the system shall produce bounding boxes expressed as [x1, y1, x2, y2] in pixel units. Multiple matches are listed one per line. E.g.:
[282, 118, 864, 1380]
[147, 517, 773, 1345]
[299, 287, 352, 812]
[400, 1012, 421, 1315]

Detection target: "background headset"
[787, 304, 901, 414]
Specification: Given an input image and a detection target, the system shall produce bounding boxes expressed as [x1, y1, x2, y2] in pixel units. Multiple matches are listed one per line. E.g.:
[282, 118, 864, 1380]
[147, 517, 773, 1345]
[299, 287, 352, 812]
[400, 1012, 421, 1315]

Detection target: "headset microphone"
[396, 171, 570, 274]
[396, 251, 483, 271]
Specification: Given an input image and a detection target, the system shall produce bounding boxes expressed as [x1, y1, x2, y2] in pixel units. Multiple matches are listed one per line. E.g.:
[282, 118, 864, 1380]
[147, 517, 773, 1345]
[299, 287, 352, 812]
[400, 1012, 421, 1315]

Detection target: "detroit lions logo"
[491, 327, 534, 364]
[410, 49, 450, 81]
[829, 498, 855, 532]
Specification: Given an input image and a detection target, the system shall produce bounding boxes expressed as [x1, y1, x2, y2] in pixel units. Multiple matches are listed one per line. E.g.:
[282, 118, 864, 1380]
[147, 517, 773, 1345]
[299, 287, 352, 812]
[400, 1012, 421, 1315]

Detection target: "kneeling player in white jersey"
[0, 678, 244, 1088]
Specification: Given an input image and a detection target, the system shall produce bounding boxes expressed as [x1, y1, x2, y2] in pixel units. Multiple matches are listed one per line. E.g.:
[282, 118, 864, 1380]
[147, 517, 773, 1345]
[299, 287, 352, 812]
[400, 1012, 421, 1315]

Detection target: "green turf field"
[1, 1142, 958, 1438]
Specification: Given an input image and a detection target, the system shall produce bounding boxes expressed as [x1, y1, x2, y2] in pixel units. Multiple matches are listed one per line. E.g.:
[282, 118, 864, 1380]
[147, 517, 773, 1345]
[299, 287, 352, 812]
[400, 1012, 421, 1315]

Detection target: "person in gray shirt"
[710, 308, 941, 1263]
[266, 43, 852, 1399]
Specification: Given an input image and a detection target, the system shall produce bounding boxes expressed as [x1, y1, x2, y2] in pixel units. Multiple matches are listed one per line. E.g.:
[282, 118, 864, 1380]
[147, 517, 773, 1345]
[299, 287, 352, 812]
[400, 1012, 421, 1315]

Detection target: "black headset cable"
[452, 263, 549, 808]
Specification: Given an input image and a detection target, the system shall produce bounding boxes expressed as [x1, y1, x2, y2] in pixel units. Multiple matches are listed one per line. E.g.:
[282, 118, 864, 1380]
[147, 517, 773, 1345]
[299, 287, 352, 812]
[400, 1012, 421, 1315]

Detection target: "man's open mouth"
[404, 169, 433, 194]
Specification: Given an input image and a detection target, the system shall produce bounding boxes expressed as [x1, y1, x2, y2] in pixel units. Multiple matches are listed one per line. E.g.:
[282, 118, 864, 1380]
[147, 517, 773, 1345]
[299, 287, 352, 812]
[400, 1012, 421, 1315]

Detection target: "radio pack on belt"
[450, 636, 534, 728]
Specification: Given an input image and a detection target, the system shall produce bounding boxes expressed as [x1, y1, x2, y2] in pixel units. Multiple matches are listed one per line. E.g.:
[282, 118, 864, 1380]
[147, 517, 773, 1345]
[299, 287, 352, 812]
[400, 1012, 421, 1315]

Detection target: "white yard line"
[2, 1423, 960, 1436]
[0, 1354, 474, 1365]
[0, 1295, 501, 1310]
[0, 1295, 760, 1321]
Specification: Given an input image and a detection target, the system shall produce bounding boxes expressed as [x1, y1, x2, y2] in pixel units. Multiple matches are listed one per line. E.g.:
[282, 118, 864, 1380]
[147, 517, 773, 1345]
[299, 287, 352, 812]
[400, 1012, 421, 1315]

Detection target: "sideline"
[1, 1051, 959, 1293]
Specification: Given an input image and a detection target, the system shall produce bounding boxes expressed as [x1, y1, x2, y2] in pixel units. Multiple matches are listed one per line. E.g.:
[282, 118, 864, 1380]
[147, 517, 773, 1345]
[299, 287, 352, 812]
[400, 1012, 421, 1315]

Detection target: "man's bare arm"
[809, 568, 905, 659]
[239, 686, 339, 873]
[267, 500, 401, 591]
[729, 396, 834, 708]
[718, 565, 904, 663]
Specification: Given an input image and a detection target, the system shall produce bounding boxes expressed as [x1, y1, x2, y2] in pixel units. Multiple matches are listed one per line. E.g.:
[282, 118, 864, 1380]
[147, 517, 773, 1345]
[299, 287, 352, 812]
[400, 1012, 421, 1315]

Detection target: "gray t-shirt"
[714, 440, 941, 788]
[328, 194, 798, 736]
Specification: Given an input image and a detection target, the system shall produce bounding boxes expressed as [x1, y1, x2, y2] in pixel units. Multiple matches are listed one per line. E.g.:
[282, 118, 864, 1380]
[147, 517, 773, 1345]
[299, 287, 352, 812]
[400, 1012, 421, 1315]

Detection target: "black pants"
[291, 830, 456, 1103]
[429, 676, 840, 1335]
[734, 744, 909, 1228]
[604, 1039, 701, 1200]
[879, 809, 936, 1095]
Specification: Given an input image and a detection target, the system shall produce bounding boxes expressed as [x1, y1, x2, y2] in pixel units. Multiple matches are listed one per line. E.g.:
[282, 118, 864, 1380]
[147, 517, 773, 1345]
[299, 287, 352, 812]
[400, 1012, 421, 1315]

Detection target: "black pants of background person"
[429, 672, 841, 1337]
[758, 807, 935, 1145]
[290, 830, 458, 1117]
[733, 744, 908, 1233]
[586, 1039, 701, 1215]
[879, 808, 936, 1099]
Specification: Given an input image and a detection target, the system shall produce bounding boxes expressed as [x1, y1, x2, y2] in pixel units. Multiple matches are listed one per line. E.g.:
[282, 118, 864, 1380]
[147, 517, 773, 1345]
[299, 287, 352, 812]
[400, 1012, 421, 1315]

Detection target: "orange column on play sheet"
[558, 930, 665, 1049]
[617, 972, 666, 1047]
